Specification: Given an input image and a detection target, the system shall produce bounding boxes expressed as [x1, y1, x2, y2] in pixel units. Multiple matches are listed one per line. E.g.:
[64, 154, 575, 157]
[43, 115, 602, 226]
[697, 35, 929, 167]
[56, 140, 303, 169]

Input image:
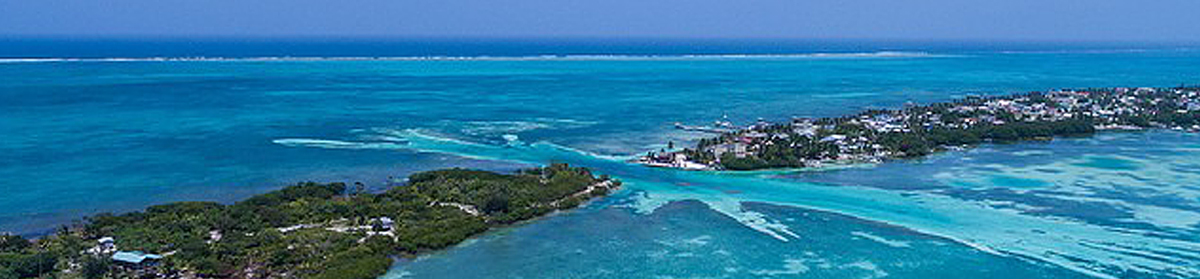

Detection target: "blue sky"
[2, 0, 1198, 41]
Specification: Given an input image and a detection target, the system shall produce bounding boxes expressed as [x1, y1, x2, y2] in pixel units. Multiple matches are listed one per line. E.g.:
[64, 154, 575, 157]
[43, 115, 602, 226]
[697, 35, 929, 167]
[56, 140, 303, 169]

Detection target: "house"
[670, 154, 708, 170]
[112, 251, 164, 266]
[87, 236, 118, 255]
[743, 131, 769, 141]
[791, 120, 818, 137]
[820, 134, 846, 142]
[708, 143, 747, 158]
[372, 217, 395, 231]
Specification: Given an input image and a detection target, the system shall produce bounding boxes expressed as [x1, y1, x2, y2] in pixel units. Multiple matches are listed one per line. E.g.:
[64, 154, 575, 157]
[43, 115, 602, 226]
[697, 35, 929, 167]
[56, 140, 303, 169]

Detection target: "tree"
[80, 255, 110, 279]
[0, 252, 56, 278]
[0, 235, 29, 253]
[482, 194, 512, 214]
[0, 267, 17, 279]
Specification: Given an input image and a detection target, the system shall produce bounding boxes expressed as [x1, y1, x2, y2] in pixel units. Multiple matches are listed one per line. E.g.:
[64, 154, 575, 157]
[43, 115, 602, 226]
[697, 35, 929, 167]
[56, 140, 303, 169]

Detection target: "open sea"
[2, 39, 1200, 278]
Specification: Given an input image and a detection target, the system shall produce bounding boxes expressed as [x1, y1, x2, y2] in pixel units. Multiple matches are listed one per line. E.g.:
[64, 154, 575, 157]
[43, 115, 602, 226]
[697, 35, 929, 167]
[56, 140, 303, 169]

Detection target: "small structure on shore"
[87, 236, 118, 255]
[374, 216, 395, 231]
[112, 251, 164, 266]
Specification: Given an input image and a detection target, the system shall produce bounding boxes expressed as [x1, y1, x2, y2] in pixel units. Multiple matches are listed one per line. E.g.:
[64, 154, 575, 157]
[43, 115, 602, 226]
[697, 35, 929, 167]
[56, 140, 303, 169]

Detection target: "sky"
[1, 0, 1199, 42]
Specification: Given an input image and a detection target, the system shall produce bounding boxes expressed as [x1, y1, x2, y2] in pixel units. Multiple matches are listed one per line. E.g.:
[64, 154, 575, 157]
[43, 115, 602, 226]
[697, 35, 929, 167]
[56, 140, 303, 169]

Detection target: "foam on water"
[851, 231, 912, 248]
[272, 138, 408, 150]
[442, 118, 599, 137]
[750, 258, 811, 276]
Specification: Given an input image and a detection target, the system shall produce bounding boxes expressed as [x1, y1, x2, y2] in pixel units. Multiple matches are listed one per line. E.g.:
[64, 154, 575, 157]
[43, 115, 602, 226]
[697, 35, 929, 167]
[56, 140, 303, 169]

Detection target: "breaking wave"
[271, 138, 407, 150]
[0, 52, 954, 63]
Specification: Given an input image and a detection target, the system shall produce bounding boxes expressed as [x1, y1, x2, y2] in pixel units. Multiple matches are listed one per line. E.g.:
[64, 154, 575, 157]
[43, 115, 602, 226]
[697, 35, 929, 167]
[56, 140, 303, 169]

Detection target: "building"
[87, 236, 118, 255]
[820, 134, 846, 142]
[98, 237, 115, 248]
[112, 251, 164, 266]
[708, 143, 748, 158]
[377, 217, 395, 231]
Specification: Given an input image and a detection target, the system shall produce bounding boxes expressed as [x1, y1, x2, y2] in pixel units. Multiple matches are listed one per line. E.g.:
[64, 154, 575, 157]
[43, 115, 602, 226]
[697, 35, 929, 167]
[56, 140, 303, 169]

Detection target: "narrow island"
[640, 86, 1200, 170]
[0, 163, 618, 279]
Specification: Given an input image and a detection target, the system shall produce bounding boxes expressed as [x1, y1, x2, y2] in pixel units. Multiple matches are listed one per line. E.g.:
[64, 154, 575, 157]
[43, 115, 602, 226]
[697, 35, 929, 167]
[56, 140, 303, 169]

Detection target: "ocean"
[2, 39, 1199, 278]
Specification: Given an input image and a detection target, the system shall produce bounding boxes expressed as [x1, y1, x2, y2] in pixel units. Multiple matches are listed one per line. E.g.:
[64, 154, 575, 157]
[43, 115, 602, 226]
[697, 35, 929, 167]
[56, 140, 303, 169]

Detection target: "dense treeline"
[0, 234, 57, 279]
[688, 115, 1102, 170]
[1, 163, 614, 279]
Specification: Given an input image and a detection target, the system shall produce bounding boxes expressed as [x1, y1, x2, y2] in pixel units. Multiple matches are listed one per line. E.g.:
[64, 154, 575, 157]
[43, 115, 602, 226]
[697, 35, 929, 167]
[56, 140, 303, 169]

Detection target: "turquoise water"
[3, 46, 1200, 278]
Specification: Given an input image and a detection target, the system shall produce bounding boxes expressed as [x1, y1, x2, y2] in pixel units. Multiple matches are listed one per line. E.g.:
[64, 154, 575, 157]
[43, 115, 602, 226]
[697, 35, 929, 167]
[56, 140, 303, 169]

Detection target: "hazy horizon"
[3, 37, 1199, 59]
[3, 0, 1200, 42]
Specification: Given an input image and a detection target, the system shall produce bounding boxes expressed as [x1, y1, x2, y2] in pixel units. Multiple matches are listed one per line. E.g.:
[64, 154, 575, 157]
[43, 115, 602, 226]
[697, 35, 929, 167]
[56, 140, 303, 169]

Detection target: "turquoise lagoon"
[3, 44, 1200, 278]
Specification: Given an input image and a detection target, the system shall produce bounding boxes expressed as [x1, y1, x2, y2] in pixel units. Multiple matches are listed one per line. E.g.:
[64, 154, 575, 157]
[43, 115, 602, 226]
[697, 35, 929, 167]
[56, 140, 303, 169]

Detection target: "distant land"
[641, 86, 1200, 170]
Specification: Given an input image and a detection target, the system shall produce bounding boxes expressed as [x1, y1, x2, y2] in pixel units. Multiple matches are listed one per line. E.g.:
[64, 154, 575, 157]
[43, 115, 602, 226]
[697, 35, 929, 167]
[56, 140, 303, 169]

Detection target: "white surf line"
[0, 52, 959, 63]
[272, 138, 407, 150]
[851, 231, 911, 248]
[701, 197, 801, 242]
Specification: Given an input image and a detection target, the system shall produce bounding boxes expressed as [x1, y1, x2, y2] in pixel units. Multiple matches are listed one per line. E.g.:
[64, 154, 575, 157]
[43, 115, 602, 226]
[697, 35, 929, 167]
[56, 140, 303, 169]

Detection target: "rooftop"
[112, 251, 163, 264]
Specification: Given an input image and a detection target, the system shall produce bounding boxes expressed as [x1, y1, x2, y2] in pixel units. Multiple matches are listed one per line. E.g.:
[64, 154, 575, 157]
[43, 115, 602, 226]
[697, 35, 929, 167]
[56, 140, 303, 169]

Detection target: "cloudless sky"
[1, 0, 1199, 41]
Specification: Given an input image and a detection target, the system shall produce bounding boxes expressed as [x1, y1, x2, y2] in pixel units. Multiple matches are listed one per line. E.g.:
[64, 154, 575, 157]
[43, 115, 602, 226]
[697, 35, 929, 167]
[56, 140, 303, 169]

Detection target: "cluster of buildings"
[639, 86, 1200, 170]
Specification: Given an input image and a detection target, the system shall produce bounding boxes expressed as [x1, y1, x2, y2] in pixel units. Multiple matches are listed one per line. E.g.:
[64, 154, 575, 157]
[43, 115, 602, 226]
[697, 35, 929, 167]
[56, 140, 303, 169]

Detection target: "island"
[640, 86, 1200, 170]
[0, 163, 618, 279]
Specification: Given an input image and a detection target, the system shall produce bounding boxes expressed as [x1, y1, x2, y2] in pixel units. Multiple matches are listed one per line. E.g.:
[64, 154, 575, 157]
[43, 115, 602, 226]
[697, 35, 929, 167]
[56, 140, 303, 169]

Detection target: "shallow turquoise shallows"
[3, 45, 1200, 278]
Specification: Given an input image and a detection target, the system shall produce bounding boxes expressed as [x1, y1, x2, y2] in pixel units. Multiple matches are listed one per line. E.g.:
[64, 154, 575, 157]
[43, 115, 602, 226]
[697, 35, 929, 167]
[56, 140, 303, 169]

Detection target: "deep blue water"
[2, 40, 1200, 278]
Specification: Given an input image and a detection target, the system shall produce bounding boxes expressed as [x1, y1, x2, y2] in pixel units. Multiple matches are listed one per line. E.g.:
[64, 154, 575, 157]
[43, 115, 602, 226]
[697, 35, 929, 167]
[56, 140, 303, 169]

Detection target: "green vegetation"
[1, 163, 616, 279]
[673, 86, 1200, 170]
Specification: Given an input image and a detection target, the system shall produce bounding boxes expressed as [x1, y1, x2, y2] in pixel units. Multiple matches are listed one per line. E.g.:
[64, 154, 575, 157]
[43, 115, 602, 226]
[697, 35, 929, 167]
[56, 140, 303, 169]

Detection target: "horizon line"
[3, 35, 1200, 45]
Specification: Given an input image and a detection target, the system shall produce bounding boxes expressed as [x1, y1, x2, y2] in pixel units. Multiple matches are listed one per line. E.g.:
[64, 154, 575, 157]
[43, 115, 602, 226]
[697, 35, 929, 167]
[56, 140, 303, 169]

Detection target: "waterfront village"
[640, 86, 1200, 171]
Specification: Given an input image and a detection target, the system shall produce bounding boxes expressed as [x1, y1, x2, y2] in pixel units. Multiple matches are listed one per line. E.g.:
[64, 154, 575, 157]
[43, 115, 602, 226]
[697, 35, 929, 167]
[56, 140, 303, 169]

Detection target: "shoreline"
[392, 180, 624, 265]
[2, 164, 619, 279]
[640, 86, 1200, 171]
